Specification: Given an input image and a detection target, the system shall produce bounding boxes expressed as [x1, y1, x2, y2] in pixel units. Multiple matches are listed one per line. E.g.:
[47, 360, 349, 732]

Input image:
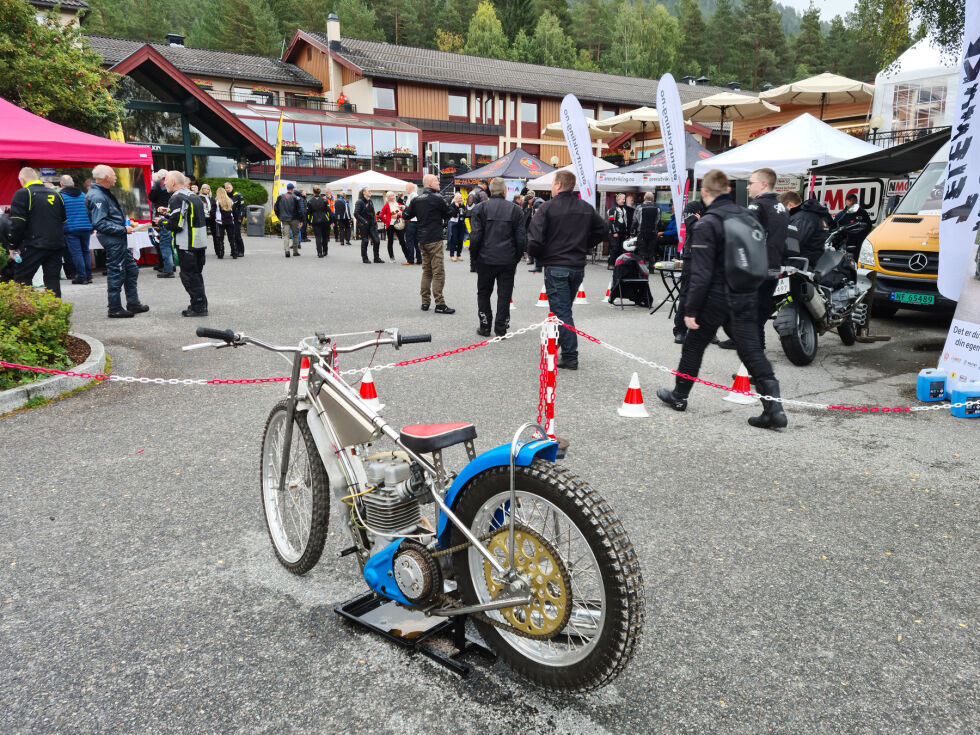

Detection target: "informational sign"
[811, 178, 885, 220]
[773, 176, 801, 195]
[560, 94, 596, 209]
[504, 179, 523, 201]
[39, 168, 56, 177]
[938, 4, 980, 387]
[656, 74, 687, 248]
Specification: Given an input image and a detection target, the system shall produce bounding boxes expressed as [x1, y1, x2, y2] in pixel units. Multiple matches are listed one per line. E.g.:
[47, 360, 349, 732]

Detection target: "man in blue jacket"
[86, 165, 148, 318]
[60, 175, 93, 284]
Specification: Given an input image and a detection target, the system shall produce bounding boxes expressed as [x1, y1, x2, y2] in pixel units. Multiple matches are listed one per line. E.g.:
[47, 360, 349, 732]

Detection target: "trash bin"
[246, 205, 265, 237]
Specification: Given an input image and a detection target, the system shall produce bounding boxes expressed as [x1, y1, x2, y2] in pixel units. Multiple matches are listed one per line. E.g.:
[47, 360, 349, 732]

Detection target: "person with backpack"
[656, 169, 787, 430]
[779, 191, 835, 267]
[745, 167, 789, 350]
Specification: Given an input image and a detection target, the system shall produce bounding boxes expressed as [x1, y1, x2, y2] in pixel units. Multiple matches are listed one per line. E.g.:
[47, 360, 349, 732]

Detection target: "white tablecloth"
[91, 230, 154, 259]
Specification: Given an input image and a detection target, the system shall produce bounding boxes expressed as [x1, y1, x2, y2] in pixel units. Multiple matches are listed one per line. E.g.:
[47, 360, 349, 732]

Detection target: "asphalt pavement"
[1, 234, 976, 734]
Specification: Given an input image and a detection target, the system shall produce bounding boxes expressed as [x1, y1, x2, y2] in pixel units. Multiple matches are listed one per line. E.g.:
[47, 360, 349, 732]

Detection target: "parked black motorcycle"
[773, 223, 873, 366]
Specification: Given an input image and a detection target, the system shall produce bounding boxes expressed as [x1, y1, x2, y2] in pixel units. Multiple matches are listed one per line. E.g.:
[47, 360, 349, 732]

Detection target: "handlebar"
[184, 327, 431, 355]
[398, 333, 432, 346]
[195, 327, 236, 343]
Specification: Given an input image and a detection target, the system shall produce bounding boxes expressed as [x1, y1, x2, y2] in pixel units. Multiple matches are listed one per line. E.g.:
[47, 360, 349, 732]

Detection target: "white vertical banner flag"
[560, 94, 596, 209]
[938, 5, 980, 389]
[656, 73, 688, 250]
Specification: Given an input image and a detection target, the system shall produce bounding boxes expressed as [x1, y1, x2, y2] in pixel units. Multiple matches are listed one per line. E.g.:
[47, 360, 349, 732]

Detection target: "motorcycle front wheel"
[837, 318, 857, 345]
[452, 460, 644, 691]
[260, 399, 329, 575]
[780, 304, 818, 366]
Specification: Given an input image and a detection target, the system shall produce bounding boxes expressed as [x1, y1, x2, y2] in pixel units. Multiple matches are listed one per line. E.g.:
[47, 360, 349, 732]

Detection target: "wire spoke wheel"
[452, 460, 643, 691]
[260, 400, 329, 574]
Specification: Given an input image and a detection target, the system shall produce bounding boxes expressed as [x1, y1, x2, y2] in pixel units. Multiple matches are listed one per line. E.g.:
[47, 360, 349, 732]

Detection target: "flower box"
[440, 167, 457, 175]
[393, 146, 413, 155]
[334, 144, 356, 154]
[296, 90, 325, 98]
[192, 78, 213, 89]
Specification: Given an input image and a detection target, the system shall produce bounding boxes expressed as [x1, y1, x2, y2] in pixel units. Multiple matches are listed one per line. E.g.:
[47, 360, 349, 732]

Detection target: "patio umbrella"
[541, 119, 619, 140]
[758, 72, 874, 119]
[594, 106, 661, 156]
[681, 93, 780, 148]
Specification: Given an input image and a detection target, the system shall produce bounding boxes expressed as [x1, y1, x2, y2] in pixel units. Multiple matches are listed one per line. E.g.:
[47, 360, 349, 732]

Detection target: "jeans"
[157, 226, 175, 273]
[674, 289, 776, 397]
[14, 247, 63, 298]
[543, 265, 585, 361]
[419, 240, 447, 306]
[101, 236, 139, 310]
[64, 230, 91, 280]
[282, 219, 300, 253]
[447, 221, 464, 257]
[405, 221, 420, 263]
[178, 248, 207, 312]
[477, 264, 516, 334]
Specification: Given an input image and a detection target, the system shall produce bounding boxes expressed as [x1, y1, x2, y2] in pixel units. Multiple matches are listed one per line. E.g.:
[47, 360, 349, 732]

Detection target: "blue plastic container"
[916, 368, 947, 402]
[950, 382, 980, 418]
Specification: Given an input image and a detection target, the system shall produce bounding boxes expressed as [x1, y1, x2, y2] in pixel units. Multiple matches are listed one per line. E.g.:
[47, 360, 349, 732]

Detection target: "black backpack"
[721, 209, 768, 293]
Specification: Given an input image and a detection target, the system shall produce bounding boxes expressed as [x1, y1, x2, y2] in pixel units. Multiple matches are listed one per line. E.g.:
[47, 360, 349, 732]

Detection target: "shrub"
[0, 282, 73, 390]
[198, 177, 268, 206]
[264, 213, 281, 236]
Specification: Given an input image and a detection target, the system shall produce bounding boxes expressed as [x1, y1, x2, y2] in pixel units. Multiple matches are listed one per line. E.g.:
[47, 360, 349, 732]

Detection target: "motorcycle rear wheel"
[780, 305, 818, 366]
[837, 318, 857, 345]
[452, 460, 643, 691]
[260, 399, 329, 575]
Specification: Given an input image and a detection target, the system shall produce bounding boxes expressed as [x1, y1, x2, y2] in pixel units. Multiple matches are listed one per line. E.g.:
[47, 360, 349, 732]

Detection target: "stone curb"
[0, 333, 106, 415]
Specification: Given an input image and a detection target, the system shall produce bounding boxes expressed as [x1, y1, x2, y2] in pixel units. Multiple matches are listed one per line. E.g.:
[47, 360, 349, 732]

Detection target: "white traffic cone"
[510, 296, 516, 310]
[536, 284, 549, 307]
[605, 280, 611, 299]
[723, 362, 756, 405]
[573, 287, 589, 305]
[617, 372, 649, 417]
[359, 369, 384, 412]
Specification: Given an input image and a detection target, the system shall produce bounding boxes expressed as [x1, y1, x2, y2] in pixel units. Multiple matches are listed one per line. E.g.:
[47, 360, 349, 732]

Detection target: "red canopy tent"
[0, 96, 153, 204]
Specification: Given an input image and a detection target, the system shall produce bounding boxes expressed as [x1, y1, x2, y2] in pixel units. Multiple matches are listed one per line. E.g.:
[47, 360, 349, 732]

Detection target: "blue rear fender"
[435, 439, 559, 548]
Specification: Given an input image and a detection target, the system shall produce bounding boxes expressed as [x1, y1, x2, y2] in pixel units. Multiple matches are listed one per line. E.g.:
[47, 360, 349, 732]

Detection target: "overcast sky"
[779, 0, 853, 22]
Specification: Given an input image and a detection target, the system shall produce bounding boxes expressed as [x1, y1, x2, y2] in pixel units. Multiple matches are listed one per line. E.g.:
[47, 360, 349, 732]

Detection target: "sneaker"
[420, 303, 430, 311]
[434, 304, 455, 314]
[285, 252, 290, 258]
[126, 302, 150, 313]
[656, 388, 687, 411]
[556, 357, 578, 370]
[181, 308, 208, 317]
[363, 259, 371, 264]
[477, 327, 491, 337]
[108, 308, 134, 318]
[294, 251, 301, 256]
[71, 277, 87, 285]
[157, 272, 175, 278]
[494, 329, 508, 337]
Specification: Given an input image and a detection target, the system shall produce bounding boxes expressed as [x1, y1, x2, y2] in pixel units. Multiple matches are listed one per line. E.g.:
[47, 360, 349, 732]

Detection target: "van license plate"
[890, 291, 935, 305]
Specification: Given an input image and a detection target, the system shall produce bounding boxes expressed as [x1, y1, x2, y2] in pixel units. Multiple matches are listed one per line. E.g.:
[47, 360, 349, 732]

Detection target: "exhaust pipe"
[799, 281, 826, 320]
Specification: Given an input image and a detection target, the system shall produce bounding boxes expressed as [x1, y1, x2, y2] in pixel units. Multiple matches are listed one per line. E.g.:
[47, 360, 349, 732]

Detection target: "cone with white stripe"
[617, 372, 649, 417]
[605, 280, 611, 299]
[723, 362, 756, 405]
[359, 369, 384, 411]
[573, 287, 589, 305]
[536, 284, 549, 307]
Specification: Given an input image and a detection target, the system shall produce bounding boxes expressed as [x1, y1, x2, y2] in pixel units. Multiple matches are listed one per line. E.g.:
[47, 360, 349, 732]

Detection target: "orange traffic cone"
[359, 369, 384, 411]
[510, 296, 516, 310]
[573, 287, 589, 305]
[617, 372, 649, 417]
[723, 362, 756, 405]
[536, 284, 549, 307]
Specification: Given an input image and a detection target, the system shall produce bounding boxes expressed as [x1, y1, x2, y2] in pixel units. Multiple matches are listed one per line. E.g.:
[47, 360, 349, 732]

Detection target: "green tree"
[570, 0, 609, 66]
[911, 0, 962, 58]
[645, 3, 680, 79]
[336, 0, 385, 42]
[440, 0, 480, 38]
[510, 28, 535, 61]
[823, 15, 851, 76]
[706, 0, 741, 82]
[400, 0, 444, 47]
[496, 0, 535, 40]
[463, 1, 510, 58]
[843, 0, 911, 79]
[80, 0, 129, 36]
[0, 0, 123, 136]
[738, 0, 790, 88]
[792, 2, 825, 76]
[188, 0, 281, 56]
[675, 0, 709, 76]
[533, 0, 571, 32]
[436, 28, 465, 52]
[531, 10, 575, 67]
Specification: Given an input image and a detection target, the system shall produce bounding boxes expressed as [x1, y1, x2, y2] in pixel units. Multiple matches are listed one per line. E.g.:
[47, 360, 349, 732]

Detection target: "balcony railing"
[864, 125, 950, 149]
[198, 87, 356, 113]
[249, 151, 418, 177]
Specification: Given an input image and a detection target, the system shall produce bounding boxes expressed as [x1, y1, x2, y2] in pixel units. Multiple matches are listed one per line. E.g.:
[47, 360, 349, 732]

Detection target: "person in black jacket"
[523, 194, 543, 271]
[606, 193, 630, 268]
[149, 170, 175, 275]
[656, 170, 786, 429]
[222, 182, 246, 258]
[297, 188, 310, 243]
[672, 199, 705, 343]
[746, 167, 789, 349]
[8, 167, 66, 298]
[527, 170, 606, 370]
[630, 192, 662, 264]
[333, 193, 352, 246]
[354, 187, 382, 263]
[404, 174, 453, 312]
[307, 186, 332, 257]
[832, 193, 872, 258]
[779, 191, 835, 267]
[469, 178, 526, 336]
[274, 183, 302, 258]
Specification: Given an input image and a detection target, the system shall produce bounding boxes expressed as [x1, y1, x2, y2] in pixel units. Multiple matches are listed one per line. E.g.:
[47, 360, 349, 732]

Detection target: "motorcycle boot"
[656, 377, 691, 411]
[747, 378, 788, 429]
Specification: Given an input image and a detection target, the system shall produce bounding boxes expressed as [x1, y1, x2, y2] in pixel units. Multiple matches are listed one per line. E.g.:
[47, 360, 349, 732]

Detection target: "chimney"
[727, 81, 741, 91]
[695, 75, 711, 86]
[327, 13, 340, 46]
[165, 33, 185, 47]
[681, 75, 695, 86]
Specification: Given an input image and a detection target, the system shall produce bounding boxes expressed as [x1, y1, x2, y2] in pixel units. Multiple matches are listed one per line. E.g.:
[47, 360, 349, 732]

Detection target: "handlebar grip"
[398, 333, 432, 346]
[195, 327, 236, 342]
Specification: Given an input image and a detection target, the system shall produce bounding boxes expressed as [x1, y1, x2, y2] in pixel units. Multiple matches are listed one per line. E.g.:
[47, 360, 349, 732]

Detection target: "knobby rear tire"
[780, 305, 818, 366]
[451, 460, 644, 691]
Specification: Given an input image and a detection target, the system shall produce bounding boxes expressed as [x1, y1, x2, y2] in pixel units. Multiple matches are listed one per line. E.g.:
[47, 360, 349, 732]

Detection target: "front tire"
[780, 305, 818, 366]
[451, 460, 643, 691]
[837, 318, 857, 345]
[260, 399, 329, 575]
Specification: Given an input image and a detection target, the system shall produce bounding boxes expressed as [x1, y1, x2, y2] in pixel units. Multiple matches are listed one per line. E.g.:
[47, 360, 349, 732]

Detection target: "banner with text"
[656, 74, 687, 249]
[560, 94, 596, 210]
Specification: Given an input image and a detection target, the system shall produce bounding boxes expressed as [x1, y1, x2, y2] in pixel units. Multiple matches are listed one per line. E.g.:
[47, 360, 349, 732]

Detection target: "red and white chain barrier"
[2, 314, 975, 413]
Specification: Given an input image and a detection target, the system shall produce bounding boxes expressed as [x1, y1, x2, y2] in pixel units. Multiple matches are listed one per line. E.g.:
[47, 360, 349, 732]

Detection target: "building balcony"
[200, 87, 356, 113]
[248, 151, 419, 179]
[865, 125, 950, 149]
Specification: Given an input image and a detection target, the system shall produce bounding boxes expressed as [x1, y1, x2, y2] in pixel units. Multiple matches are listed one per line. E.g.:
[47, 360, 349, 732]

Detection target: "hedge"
[0, 281, 73, 390]
[198, 177, 268, 206]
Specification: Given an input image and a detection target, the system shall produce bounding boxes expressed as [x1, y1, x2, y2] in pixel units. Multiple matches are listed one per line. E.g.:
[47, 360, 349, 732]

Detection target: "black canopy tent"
[809, 129, 949, 178]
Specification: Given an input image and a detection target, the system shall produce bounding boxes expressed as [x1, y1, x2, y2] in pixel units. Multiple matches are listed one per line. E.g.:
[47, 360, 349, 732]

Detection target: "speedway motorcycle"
[185, 326, 644, 691]
[773, 222, 874, 366]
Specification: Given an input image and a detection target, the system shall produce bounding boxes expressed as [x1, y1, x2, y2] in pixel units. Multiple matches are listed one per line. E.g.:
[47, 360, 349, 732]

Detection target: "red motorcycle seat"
[400, 422, 476, 454]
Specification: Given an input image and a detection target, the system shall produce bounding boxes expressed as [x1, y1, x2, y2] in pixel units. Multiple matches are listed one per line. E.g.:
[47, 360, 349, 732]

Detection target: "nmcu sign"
[812, 178, 884, 220]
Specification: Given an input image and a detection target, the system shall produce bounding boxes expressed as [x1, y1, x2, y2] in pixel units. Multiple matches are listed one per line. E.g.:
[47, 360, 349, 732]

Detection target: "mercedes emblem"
[908, 252, 929, 272]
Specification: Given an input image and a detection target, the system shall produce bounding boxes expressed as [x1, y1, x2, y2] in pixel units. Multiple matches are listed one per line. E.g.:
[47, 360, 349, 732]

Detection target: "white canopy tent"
[870, 37, 957, 135]
[325, 169, 409, 194]
[525, 157, 618, 191]
[693, 113, 881, 179]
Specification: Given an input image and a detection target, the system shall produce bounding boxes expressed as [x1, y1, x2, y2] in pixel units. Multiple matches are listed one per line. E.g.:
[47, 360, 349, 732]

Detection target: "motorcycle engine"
[829, 283, 862, 319]
[361, 456, 428, 540]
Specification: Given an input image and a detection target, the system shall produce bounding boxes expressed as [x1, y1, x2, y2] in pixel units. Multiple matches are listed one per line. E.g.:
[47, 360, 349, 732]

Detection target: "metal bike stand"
[334, 592, 495, 677]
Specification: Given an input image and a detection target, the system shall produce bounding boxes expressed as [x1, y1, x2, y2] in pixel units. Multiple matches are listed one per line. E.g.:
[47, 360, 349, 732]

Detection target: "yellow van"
[857, 142, 954, 316]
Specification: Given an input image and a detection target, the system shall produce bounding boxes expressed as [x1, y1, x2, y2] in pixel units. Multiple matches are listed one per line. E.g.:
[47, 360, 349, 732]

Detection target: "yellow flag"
[270, 112, 284, 224]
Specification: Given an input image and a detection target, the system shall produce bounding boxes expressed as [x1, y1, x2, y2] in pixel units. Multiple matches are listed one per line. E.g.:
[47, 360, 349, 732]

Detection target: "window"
[373, 85, 396, 111]
[484, 97, 494, 122]
[520, 101, 538, 123]
[240, 117, 267, 142]
[581, 106, 596, 119]
[372, 129, 396, 171]
[306, 47, 312, 61]
[449, 92, 468, 118]
[599, 109, 615, 121]
[347, 127, 372, 170]
[233, 86, 277, 105]
[474, 144, 496, 167]
[433, 142, 472, 173]
[891, 83, 947, 133]
[394, 131, 419, 172]
[294, 123, 322, 154]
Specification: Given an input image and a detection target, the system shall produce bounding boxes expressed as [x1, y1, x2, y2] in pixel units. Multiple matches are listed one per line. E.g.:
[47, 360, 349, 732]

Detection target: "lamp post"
[869, 115, 883, 144]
